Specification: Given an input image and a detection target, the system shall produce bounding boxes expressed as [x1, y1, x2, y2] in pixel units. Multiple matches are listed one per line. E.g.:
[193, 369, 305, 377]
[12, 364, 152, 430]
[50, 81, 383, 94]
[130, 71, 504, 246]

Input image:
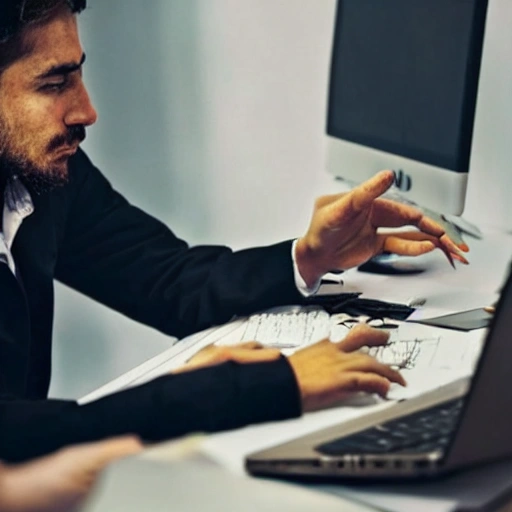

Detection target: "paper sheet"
[385, 324, 485, 400]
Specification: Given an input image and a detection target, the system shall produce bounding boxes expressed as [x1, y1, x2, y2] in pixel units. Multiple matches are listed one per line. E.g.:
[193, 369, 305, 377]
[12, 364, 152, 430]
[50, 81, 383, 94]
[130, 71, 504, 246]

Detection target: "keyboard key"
[316, 399, 463, 457]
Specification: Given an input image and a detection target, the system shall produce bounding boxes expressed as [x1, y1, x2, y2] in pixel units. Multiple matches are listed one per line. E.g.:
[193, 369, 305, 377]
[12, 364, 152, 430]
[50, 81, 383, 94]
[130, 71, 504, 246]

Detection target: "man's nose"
[64, 82, 98, 127]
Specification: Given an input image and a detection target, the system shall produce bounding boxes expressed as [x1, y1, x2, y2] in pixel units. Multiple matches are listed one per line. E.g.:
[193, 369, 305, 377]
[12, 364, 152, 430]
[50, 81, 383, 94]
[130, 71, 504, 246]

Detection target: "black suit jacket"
[0, 149, 302, 462]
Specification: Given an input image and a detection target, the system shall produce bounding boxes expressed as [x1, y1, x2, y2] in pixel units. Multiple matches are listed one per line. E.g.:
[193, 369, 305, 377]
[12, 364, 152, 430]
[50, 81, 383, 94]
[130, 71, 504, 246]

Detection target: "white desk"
[82, 231, 512, 512]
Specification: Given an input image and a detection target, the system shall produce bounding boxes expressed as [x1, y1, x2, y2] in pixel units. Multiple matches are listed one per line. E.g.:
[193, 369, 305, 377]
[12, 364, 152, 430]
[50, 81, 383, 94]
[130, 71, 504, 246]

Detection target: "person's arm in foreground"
[0, 436, 142, 512]
[178, 324, 405, 411]
[0, 326, 402, 463]
[0, 327, 400, 512]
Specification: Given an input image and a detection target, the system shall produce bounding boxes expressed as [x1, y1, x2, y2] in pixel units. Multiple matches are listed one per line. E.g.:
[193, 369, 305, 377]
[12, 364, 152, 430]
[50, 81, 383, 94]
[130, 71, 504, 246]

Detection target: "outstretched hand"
[295, 170, 469, 287]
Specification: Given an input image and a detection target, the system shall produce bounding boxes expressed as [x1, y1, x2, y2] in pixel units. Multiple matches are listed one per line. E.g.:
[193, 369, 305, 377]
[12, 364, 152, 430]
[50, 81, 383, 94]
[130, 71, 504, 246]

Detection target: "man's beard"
[0, 123, 86, 194]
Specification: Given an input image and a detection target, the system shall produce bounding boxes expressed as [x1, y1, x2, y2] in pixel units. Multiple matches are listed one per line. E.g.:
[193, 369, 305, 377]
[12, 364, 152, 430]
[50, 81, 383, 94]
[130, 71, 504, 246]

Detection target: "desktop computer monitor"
[326, 0, 488, 216]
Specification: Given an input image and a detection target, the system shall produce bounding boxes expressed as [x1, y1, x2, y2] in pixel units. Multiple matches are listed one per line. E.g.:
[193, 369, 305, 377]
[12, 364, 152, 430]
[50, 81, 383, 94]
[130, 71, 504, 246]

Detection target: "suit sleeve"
[55, 150, 303, 339]
[0, 357, 301, 463]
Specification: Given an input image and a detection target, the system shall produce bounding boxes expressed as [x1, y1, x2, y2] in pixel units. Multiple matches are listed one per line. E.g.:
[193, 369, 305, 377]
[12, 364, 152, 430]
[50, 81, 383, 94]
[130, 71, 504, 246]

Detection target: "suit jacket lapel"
[0, 264, 31, 396]
[10, 188, 60, 398]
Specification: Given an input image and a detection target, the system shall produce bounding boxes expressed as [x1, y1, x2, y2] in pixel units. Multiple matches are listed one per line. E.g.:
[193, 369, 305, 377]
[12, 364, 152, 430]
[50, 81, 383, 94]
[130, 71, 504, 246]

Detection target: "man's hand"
[288, 324, 406, 412]
[175, 325, 405, 413]
[295, 170, 469, 287]
[0, 436, 142, 512]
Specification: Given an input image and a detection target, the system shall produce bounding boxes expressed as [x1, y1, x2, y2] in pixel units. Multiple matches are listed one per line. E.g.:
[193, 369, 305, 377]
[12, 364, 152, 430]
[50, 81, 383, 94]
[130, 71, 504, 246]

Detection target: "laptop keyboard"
[316, 398, 464, 456]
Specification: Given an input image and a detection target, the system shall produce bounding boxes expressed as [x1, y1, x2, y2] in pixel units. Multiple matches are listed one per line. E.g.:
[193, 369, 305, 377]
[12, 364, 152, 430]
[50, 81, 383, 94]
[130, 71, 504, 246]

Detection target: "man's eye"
[40, 81, 66, 92]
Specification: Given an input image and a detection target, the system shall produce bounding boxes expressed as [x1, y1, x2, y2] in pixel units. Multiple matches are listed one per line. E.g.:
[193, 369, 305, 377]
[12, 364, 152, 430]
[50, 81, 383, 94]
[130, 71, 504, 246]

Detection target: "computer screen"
[326, 0, 488, 215]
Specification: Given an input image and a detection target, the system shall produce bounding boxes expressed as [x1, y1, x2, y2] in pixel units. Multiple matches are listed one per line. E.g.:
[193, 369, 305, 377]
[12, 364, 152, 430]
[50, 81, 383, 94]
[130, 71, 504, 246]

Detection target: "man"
[0, 0, 467, 466]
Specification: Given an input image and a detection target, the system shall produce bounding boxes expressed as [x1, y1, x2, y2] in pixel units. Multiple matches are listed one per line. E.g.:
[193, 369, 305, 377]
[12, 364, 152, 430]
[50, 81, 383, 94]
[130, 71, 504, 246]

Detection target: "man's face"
[0, 5, 97, 188]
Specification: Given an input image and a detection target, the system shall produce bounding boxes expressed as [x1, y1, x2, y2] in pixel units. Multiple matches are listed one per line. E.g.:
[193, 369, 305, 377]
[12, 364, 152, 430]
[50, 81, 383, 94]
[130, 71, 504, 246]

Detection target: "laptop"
[246, 269, 512, 480]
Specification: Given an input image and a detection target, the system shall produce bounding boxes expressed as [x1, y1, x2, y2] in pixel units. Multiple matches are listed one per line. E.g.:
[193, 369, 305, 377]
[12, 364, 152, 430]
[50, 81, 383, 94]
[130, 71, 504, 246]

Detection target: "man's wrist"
[294, 237, 323, 289]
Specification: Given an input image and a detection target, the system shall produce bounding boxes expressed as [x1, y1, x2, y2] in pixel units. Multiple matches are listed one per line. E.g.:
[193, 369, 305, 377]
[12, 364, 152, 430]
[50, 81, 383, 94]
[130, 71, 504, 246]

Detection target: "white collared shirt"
[0, 176, 34, 275]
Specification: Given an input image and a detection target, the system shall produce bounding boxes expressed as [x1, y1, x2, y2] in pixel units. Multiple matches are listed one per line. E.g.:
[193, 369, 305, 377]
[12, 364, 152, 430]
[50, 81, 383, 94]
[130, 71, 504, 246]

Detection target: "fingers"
[439, 233, 469, 262]
[336, 324, 389, 352]
[292, 340, 407, 412]
[382, 235, 437, 256]
[380, 234, 468, 267]
[229, 347, 281, 364]
[381, 229, 467, 253]
[371, 200, 450, 240]
[368, 201, 465, 268]
[416, 216, 469, 265]
[371, 201, 469, 250]
[211, 343, 280, 363]
[64, 436, 143, 467]
[350, 170, 395, 212]
[340, 372, 393, 398]
[429, 232, 467, 266]
[414, 216, 469, 258]
[229, 341, 265, 350]
[342, 354, 406, 387]
[371, 198, 424, 228]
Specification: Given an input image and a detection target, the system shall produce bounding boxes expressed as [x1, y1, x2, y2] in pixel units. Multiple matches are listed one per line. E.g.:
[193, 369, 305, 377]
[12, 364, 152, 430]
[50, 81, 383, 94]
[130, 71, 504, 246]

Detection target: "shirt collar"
[2, 175, 34, 250]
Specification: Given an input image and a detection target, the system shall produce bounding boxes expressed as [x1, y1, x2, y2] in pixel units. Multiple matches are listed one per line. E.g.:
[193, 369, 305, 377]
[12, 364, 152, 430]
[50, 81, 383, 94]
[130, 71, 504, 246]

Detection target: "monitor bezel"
[326, 136, 468, 214]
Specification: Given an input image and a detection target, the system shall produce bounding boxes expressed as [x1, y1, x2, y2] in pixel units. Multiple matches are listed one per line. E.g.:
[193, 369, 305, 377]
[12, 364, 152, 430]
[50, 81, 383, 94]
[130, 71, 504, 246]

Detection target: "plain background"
[48, 0, 512, 399]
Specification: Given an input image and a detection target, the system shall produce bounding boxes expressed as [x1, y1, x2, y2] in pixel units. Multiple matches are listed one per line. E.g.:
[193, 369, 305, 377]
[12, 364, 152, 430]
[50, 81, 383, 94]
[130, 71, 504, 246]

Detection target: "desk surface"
[82, 231, 512, 512]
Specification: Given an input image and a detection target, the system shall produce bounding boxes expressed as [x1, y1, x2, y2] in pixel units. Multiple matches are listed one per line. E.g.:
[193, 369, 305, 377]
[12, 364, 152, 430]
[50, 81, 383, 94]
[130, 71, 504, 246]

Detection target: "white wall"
[463, 0, 512, 230]
[49, 0, 337, 398]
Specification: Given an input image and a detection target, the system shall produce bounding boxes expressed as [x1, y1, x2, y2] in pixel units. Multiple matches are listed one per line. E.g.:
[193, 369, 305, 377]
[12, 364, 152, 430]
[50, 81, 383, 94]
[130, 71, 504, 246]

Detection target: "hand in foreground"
[0, 436, 142, 512]
[295, 170, 469, 287]
[288, 324, 406, 412]
[175, 326, 405, 413]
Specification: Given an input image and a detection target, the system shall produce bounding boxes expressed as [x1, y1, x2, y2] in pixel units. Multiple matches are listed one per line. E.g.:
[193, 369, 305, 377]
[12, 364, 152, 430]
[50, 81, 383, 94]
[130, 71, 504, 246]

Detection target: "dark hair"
[0, 0, 86, 71]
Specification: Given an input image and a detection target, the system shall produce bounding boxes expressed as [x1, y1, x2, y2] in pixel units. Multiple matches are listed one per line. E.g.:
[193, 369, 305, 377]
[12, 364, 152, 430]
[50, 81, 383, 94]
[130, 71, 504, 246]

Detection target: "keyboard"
[316, 398, 463, 456]
[236, 307, 425, 366]
[240, 307, 331, 352]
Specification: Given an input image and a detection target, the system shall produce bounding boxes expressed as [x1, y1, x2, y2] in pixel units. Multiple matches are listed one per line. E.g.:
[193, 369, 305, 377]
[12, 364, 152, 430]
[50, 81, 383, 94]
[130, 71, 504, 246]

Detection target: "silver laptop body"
[246, 270, 512, 479]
